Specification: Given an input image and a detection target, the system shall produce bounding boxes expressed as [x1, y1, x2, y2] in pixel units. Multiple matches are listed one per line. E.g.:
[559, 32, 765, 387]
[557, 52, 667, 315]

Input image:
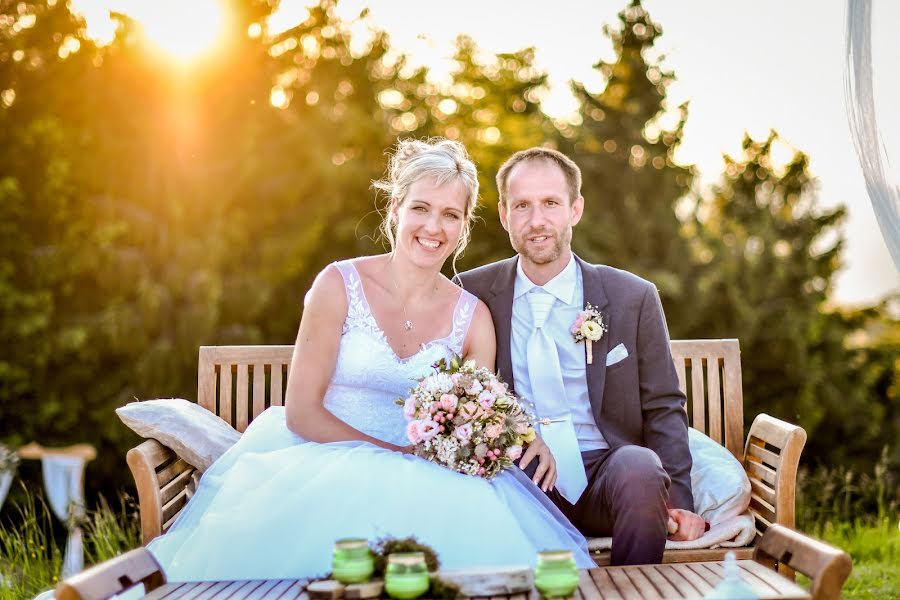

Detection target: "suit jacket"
[457, 255, 694, 510]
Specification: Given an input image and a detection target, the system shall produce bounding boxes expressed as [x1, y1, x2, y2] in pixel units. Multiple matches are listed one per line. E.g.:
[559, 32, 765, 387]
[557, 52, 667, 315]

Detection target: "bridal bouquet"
[397, 356, 536, 479]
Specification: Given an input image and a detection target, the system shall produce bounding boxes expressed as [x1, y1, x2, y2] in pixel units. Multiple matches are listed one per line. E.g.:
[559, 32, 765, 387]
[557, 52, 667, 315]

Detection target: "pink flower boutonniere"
[571, 303, 607, 364]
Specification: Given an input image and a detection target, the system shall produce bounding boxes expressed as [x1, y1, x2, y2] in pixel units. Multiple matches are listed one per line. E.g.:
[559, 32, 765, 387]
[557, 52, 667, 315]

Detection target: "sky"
[71, 0, 900, 306]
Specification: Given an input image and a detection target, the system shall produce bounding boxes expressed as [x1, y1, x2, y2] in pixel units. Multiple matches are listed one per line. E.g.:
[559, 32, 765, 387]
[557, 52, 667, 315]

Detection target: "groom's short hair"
[496, 147, 582, 206]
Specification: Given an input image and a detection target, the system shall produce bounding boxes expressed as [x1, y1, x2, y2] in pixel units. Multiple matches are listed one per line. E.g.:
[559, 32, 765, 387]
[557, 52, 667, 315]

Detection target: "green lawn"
[2, 488, 898, 599]
[794, 517, 900, 599]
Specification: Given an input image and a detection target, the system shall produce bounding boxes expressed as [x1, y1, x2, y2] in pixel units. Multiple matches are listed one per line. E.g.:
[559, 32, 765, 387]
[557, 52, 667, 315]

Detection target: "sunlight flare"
[134, 0, 226, 62]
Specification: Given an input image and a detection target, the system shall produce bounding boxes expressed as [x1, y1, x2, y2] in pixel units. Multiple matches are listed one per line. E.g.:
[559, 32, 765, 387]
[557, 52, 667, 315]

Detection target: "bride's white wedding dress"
[148, 260, 592, 581]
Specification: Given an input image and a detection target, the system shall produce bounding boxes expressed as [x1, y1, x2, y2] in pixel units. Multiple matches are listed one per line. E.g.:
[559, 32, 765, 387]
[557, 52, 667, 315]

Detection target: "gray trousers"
[522, 445, 671, 565]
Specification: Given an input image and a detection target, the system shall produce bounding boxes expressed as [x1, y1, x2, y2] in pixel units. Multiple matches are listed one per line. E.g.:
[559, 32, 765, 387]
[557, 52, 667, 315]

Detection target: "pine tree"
[563, 0, 697, 330]
[390, 35, 552, 270]
[686, 132, 892, 466]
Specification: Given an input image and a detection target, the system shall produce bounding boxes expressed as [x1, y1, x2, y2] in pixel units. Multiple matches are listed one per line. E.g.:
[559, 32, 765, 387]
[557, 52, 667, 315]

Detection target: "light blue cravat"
[526, 289, 588, 504]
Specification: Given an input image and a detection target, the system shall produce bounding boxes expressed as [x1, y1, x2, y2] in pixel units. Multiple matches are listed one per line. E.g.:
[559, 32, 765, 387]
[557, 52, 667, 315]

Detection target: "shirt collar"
[514, 254, 578, 304]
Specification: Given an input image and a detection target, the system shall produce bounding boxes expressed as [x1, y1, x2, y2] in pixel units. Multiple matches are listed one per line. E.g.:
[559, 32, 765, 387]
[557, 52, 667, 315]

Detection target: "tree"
[563, 0, 699, 330]
[383, 34, 553, 271]
[688, 133, 896, 468]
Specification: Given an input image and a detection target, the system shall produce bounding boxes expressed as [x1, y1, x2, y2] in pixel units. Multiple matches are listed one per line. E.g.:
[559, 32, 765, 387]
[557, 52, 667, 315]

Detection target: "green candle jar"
[332, 538, 374, 584]
[384, 552, 430, 600]
[534, 550, 579, 599]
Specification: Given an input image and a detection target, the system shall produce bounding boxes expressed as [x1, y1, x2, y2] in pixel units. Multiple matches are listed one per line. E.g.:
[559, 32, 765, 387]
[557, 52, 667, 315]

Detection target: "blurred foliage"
[0, 483, 139, 598]
[0, 0, 896, 505]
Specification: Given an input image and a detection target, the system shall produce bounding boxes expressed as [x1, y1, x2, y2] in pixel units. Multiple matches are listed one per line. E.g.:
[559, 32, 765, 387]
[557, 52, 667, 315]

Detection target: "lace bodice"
[322, 260, 477, 446]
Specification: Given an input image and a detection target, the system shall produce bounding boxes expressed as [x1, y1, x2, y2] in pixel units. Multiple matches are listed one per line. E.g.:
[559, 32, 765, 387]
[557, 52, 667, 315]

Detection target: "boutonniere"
[571, 303, 607, 364]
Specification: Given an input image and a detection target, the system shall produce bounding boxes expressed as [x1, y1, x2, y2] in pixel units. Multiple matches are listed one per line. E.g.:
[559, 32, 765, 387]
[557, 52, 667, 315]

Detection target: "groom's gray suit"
[458, 254, 693, 564]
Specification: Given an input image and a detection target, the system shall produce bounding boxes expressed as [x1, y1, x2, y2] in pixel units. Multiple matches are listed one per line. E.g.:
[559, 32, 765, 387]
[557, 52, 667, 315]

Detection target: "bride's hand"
[519, 437, 557, 493]
[397, 444, 417, 455]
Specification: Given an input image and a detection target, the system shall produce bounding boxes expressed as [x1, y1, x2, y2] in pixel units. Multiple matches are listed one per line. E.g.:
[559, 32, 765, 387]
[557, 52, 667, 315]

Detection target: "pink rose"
[418, 420, 440, 441]
[489, 380, 507, 396]
[465, 379, 483, 396]
[440, 394, 459, 412]
[571, 315, 586, 334]
[484, 424, 502, 439]
[406, 421, 422, 443]
[455, 423, 473, 443]
[403, 397, 418, 420]
[505, 445, 523, 460]
[514, 420, 530, 435]
[478, 390, 496, 409]
[459, 401, 479, 421]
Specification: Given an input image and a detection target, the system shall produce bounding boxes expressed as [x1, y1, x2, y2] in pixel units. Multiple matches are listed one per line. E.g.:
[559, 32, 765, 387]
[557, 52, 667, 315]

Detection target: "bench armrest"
[754, 524, 852, 600]
[127, 439, 197, 545]
[743, 413, 807, 534]
[56, 547, 165, 600]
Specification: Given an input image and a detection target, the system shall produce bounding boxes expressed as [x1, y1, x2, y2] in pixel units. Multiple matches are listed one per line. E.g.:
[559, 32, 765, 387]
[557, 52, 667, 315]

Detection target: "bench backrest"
[197, 339, 744, 457]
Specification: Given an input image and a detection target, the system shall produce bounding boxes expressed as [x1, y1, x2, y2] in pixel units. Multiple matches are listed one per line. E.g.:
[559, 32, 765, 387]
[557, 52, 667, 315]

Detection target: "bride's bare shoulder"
[344, 254, 390, 286]
[303, 263, 346, 312]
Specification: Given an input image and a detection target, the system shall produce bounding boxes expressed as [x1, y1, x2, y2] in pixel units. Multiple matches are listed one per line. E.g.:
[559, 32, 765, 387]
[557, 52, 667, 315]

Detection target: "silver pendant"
[404, 320, 413, 331]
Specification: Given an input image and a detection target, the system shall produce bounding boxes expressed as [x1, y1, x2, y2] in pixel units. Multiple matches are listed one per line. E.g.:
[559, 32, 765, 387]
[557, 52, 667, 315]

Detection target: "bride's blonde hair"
[374, 138, 479, 273]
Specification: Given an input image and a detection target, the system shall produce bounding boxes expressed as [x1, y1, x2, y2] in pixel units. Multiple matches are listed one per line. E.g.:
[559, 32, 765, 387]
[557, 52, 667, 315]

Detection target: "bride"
[148, 138, 593, 580]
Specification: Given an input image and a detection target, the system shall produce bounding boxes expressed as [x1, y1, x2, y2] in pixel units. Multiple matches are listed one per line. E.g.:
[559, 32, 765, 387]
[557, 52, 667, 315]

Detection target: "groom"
[457, 148, 705, 565]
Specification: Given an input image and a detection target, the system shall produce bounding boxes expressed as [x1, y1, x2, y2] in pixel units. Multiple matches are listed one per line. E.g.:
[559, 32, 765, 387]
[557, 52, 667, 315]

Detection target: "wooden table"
[141, 561, 811, 600]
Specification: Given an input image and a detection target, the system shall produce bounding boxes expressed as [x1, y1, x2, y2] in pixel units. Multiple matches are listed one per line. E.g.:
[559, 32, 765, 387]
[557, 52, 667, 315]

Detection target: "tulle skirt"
[149, 407, 592, 580]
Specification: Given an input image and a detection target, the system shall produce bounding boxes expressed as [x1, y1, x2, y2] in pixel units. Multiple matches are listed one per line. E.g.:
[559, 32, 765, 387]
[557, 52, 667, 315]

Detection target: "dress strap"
[331, 260, 381, 336]
[447, 290, 478, 357]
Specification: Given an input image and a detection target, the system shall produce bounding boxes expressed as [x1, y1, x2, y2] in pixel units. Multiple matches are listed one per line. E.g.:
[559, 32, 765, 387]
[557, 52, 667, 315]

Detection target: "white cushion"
[688, 427, 751, 524]
[116, 399, 240, 472]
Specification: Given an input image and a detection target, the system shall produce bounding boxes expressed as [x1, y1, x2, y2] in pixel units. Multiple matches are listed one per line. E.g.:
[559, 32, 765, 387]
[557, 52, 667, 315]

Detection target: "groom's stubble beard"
[509, 223, 573, 266]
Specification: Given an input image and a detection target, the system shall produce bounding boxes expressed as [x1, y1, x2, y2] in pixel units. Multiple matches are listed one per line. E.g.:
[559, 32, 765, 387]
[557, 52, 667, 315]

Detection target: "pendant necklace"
[387, 260, 415, 331]
[387, 259, 436, 332]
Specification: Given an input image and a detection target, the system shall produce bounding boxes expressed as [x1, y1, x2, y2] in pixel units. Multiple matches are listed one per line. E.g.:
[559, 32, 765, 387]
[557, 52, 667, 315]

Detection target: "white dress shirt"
[511, 255, 608, 451]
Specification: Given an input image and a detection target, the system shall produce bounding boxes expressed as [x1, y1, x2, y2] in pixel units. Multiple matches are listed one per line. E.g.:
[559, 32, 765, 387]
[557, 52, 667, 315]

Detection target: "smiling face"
[392, 175, 469, 269]
[499, 158, 584, 278]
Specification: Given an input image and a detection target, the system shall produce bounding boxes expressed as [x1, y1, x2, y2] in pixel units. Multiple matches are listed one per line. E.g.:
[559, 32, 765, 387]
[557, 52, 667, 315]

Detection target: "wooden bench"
[127, 340, 807, 570]
[56, 547, 165, 600]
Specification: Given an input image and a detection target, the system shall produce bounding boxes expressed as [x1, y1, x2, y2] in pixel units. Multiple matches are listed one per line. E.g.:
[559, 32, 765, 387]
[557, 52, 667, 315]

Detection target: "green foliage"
[0, 0, 895, 506]
[0, 484, 63, 599]
[798, 447, 899, 532]
[685, 134, 899, 469]
[835, 562, 900, 599]
[0, 485, 139, 599]
[794, 454, 900, 598]
[564, 1, 697, 329]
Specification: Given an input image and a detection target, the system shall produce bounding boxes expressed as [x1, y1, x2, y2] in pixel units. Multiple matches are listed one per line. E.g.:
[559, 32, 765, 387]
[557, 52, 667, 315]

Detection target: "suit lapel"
[576, 255, 611, 421]
[488, 257, 518, 387]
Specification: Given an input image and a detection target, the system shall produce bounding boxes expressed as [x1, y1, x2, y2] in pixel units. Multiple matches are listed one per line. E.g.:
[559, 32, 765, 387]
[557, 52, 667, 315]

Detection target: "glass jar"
[332, 538, 375, 584]
[534, 550, 579, 598]
[384, 552, 430, 599]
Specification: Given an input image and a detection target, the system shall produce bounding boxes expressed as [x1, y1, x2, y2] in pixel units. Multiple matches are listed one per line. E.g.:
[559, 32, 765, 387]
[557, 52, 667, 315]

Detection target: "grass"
[794, 517, 900, 599]
[793, 447, 900, 599]
[0, 484, 139, 600]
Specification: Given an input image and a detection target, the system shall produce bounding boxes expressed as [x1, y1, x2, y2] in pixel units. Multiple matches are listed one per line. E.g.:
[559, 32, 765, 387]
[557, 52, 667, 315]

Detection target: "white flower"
[580, 320, 604, 341]
[423, 372, 453, 395]
[465, 379, 483, 396]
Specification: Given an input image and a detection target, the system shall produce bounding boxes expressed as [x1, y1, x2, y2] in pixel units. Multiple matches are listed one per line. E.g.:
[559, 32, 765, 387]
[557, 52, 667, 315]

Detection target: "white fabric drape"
[40, 455, 87, 579]
[0, 470, 13, 511]
[845, 0, 900, 270]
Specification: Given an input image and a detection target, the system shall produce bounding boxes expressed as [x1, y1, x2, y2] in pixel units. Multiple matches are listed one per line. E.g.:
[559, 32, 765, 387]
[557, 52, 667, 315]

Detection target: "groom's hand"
[666, 508, 707, 541]
[520, 437, 557, 493]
